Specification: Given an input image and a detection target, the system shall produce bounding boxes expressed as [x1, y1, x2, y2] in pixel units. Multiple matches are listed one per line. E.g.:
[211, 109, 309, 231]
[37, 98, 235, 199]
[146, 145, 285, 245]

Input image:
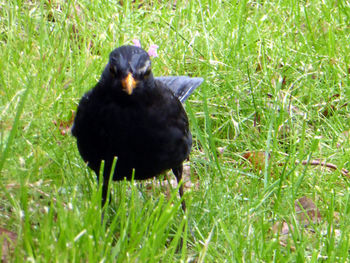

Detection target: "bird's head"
[106, 45, 153, 95]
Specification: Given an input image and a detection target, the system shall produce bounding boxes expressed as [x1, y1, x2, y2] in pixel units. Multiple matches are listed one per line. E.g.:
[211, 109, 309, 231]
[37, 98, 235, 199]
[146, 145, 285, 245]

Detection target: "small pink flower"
[148, 44, 159, 58]
[132, 39, 141, 48]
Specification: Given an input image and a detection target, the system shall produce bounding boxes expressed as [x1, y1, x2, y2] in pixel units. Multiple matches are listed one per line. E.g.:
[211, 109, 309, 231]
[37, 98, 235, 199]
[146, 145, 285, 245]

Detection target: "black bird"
[72, 45, 203, 211]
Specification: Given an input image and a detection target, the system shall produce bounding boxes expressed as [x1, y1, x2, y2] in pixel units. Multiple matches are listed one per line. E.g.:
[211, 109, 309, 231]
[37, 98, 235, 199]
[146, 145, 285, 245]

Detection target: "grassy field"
[1, 0, 350, 261]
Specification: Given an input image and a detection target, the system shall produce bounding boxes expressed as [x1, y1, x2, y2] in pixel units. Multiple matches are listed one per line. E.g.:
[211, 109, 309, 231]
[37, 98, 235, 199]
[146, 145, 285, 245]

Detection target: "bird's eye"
[109, 64, 119, 76]
[137, 59, 152, 78]
[144, 66, 151, 77]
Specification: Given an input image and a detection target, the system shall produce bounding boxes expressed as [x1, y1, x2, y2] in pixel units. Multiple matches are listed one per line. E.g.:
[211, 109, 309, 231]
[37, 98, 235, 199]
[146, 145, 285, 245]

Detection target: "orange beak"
[121, 73, 137, 95]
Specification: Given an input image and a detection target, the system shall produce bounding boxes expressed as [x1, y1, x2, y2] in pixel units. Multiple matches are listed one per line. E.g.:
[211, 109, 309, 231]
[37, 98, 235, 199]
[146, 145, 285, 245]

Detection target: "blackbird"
[72, 45, 203, 211]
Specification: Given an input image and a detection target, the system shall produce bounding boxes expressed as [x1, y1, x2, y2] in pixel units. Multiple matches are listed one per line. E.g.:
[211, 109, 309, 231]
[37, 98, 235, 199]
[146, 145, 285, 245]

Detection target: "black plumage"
[72, 45, 203, 211]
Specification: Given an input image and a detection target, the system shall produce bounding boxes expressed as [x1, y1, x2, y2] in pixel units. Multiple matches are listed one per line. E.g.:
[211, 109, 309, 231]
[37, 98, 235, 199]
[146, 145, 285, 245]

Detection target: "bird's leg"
[98, 175, 110, 224]
[173, 164, 196, 242]
[101, 177, 110, 208]
[100, 160, 114, 223]
[173, 164, 198, 250]
[100, 160, 113, 207]
[172, 164, 186, 212]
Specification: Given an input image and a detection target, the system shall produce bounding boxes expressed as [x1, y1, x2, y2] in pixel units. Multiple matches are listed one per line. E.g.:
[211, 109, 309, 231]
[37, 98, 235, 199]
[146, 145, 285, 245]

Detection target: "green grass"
[1, 0, 350, 261]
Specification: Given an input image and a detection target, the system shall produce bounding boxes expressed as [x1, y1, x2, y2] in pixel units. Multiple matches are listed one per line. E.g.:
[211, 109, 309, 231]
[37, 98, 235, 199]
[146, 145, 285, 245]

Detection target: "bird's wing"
[154, 76, 203, 103]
